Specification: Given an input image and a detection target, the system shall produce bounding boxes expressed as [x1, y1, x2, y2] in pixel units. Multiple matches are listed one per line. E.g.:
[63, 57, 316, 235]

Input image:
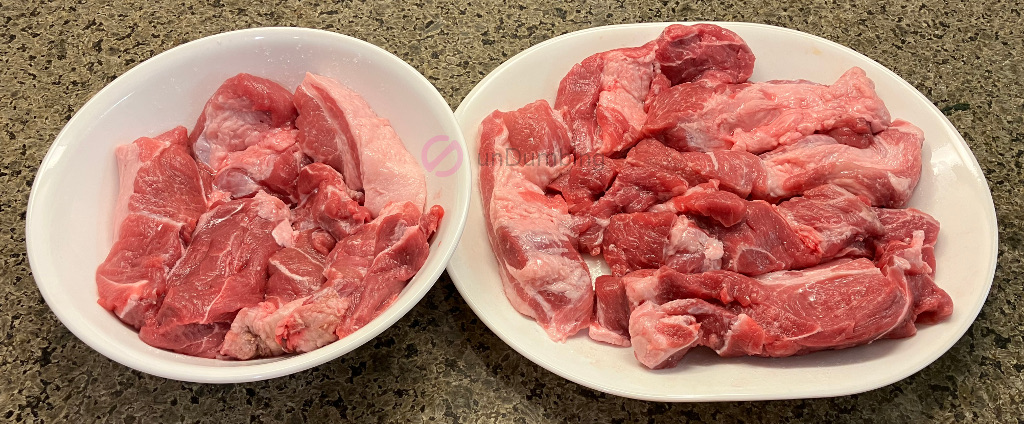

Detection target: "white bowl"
[448, 22, 998, 401]
[26, 27, 470, 383]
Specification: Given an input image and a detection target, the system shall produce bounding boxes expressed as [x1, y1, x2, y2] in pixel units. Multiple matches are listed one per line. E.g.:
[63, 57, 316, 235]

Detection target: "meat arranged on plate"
[477, 23, 952, 369]
[96, 72, 443, 359]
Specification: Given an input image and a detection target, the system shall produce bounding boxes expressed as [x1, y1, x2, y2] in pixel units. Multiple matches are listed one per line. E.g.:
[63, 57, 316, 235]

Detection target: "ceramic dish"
[447, 22, 997, 401]
[26, 27, 471, 383]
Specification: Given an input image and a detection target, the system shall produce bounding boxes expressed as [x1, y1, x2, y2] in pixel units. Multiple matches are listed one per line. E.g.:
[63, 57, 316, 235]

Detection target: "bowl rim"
[26, 26, 471, 383]
[448, 21, 999, 401]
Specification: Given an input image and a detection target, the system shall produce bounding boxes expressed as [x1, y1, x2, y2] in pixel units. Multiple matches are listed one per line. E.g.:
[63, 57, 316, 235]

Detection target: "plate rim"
[447, 21, 999, 402]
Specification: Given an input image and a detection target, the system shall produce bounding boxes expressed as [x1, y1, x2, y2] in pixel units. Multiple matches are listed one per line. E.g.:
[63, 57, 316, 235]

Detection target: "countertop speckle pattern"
[3, 0, 1023, 421]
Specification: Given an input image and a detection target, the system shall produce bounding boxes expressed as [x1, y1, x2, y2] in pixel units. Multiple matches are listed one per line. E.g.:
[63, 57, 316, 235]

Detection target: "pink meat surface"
[555, 23, 755, 157]
[321, 201, 443, 338]
[291, 163, 372, 240]
[572, 139, 764, 254]
[547, 155, 621, 213]
[294, 73, 426, 215]
[759, 120, 924, 207]
[626, 259, 914, 369]
[96, 127, 208, 329]
[589, 275, 632, 346]
[651, 182, 748, 227]
[710, 185, 883, 275]
[190, 73, 298, 170]
[211, 128, 310, 203]
[589, 121, 920, 220]
[653, 23, 755, 85]
[264, 228, 336, 307]
[871, 208, 952, 325]
[602, 212, 723, 277]
[479, 102, 593, 342]
[220, 289, 350, 360]
[222, 201, 442, 359]
[643, 68, 891, 153]
[139, 192, 291, 358]
[555, 43, 656, 156]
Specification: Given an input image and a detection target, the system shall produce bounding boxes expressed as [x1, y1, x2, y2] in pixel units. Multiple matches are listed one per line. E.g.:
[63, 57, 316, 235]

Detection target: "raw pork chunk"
[211, 128, 309, 203]
[653, 23, 755, 86]
[759, 120, 925, 207]
[590, 185, 885, 346]
[294, 73, 426, 215]
[479, 101, 594, 342]
[555, 23, 754, 157]
[572, 139, 764, 253]
[264, 228, 336, 307]
[592, 211, 723, 346]
[871, 208, 952, 325]
[220, 201, 442, 359]
[291, 162, 372, 240]
[602, 211, 723, 277]
[555, 42, 656, 156]
[626, 259, 914, 369]
[190, 73, 299, 170]
[96, 127, 208, 329]
[710, 185, 884, 275]
[320, 201, 443, 338]
[643, 67, 891, 153]
[139, 192, 291, 358]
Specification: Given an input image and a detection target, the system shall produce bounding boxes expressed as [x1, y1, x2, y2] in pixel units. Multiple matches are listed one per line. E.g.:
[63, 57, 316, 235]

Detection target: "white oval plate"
[447, 22, 997, 401]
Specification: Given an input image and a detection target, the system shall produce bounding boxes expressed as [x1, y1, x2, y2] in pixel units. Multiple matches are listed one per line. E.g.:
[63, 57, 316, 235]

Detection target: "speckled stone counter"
[2, 0, 1022, 421]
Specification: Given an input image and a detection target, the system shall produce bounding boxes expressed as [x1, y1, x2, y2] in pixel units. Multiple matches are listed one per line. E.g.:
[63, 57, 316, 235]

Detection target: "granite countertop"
[2, 0, 1022, 421]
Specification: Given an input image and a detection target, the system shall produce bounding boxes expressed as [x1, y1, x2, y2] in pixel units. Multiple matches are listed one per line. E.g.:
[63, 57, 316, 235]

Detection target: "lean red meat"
[96, 127, 208, 329]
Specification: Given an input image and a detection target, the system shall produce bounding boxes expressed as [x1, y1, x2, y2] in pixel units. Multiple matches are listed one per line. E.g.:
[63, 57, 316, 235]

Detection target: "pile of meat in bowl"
[97, 72, 443, 360]
[478, 23, 952, 369]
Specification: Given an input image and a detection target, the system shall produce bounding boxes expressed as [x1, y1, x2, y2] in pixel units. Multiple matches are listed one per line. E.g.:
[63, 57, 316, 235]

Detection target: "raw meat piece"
[626, 259, 914, 369]
[759, 120, 925, 207]
[546, 155, 620, 212]
[482, 100, 574, 187]
[220, 289, 350, 360]
[705, 200, 817, 275]
[643, 68, 891, 153]
[629, 299, 736, 368]
[872, 208, 952, 325]
[776, 184, 886, 259]
[223, 201, 443, 359]
[598, 139, 764, 213]
[294, 73, 426, 215]
[479, 103, 593, 342]
[212, 128, 310, 203]
[650, 182, 747, 227]
[555, 23, 756, 157]
[321, 201, 443, 338]
[602, 212, 722, 277]
[264, 228, 336, 306]
[710, 185, 883, 275]
[653, 23, 755, 85]
[291, 163, 372, 240]
[589, 275, 632, 347]
[191, 73, 298, 170]
[573, 139, 764, 253]
[555, 43, 656, 156]
[594, 118, 921, 222]
[139, 192, 292, 358]
[96, 127, 208, 329]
